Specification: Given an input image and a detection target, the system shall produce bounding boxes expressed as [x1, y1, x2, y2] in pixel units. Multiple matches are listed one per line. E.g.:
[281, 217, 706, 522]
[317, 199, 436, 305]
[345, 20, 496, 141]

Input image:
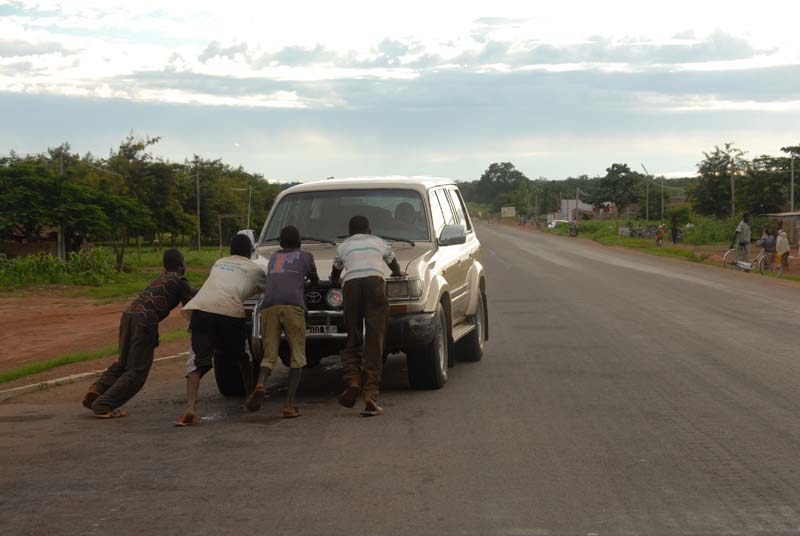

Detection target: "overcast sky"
[1, 0, 799, 182]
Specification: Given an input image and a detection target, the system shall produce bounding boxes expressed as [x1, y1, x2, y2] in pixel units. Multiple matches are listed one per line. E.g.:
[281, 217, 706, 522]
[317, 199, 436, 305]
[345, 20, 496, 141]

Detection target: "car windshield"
[263, 189, 430, 245]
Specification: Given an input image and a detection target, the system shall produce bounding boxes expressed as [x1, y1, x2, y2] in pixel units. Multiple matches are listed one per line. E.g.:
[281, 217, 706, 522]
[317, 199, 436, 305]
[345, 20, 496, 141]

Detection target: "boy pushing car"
[82, 249, 195, 418]
[331, 215, 404, 417]
[245, 225, 319, 418]
[176, 234, 266, 426]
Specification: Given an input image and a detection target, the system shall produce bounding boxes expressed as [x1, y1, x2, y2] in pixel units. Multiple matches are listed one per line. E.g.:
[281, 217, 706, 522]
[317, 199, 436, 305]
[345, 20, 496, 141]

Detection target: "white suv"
[213, 177, 488, 393]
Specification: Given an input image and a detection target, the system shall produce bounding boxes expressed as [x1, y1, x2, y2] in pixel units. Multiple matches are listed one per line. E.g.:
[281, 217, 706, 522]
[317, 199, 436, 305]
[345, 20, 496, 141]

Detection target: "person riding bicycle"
[731, 212, 752, 263]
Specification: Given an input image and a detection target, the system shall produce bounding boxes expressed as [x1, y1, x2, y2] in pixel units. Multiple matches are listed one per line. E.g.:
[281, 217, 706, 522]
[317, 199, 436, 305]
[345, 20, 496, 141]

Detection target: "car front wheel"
[457, 291, 486, 362]
[406, 306, 448, 390]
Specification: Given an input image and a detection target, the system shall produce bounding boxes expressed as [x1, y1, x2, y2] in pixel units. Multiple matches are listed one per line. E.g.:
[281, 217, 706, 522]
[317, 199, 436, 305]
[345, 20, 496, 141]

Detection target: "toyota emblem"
[306, 291, 322, 304]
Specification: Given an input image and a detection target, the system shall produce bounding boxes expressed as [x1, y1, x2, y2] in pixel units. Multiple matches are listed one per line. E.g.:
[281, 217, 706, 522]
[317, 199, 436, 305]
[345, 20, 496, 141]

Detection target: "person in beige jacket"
[176, 234, 266, 426]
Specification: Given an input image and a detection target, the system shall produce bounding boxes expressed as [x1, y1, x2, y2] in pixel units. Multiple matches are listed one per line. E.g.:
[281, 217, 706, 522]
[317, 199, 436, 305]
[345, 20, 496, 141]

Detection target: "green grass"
[593, 236, 710, 262]
[0, 328, 189, 386]
[68, 270, 209, 300]
[0, 246, 216, 300]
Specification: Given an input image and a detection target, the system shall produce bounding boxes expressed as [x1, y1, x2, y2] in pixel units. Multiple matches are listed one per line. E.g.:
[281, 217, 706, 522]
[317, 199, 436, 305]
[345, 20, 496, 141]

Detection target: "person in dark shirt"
[245, 226, 318, 418]
[82, 249, 195, 418]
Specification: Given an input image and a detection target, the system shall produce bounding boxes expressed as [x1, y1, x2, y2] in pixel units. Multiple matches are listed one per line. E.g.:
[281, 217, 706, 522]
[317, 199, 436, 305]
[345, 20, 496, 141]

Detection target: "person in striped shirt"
[331, 215, 404, 416]
[82, 249, 195, 418]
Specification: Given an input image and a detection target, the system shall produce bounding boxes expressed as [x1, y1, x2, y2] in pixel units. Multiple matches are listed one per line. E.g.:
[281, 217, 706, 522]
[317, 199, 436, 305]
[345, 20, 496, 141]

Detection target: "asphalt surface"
[3, 222, 800, 536]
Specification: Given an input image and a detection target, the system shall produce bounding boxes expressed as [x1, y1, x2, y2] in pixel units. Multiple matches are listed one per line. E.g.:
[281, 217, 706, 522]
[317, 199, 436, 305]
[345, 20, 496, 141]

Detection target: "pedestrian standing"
[331, 216, 404, 417]
[82, 250, 195, 418]
[731, 212, 752, 263]
[176, 234, 266, 426]
[777, 229, 790, 268]
[245, 226, 318, 418]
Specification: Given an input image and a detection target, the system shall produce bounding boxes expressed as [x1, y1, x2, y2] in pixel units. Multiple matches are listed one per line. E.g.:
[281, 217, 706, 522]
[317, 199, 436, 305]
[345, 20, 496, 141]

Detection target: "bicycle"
[722, 247, 784, 277]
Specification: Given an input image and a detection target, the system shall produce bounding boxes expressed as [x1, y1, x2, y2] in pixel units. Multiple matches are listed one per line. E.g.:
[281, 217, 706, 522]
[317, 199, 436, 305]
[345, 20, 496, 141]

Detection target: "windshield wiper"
[262, 236, 336, 246]
[336, 234, 415, 246]
[301, 236, 337, 246]
[377, 235, 415, 246]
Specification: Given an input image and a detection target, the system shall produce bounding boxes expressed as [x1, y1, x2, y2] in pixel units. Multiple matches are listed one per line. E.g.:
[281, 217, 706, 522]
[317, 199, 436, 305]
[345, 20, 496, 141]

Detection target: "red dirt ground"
[0, 292, 188, 372]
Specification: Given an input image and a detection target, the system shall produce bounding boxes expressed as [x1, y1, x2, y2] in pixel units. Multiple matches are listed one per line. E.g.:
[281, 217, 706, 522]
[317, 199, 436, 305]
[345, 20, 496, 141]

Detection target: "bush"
[0, 248, 116, 287]
[683, 216, 768, 245]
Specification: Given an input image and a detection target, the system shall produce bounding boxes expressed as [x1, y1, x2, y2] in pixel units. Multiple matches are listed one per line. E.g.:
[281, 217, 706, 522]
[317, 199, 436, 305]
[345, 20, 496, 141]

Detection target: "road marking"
[0, 351, 189, 403]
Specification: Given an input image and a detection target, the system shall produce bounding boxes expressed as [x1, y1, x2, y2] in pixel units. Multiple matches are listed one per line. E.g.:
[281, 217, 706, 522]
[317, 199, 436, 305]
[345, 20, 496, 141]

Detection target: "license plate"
[307, 325, 339, 335]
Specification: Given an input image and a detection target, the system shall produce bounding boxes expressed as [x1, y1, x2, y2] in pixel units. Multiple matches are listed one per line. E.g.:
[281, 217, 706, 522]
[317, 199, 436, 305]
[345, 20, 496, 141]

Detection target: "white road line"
[0, 351, 189, 403]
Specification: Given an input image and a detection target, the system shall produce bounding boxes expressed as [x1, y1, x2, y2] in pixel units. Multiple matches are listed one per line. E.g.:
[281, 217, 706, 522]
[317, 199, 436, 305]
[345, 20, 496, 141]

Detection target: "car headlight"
[387, 277, 423, 300]
[387, 279, 409, 299]
[325, 289, 344, 308]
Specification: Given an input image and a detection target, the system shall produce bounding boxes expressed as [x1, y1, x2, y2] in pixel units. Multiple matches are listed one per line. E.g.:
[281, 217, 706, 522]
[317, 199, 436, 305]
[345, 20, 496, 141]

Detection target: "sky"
[1, 0, 799, 182]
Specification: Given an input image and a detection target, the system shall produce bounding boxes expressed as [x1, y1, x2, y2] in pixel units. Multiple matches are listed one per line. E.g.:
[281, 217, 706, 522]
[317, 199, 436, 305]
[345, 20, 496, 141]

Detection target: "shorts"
[184, 310, 247, 377]
[261, 305, 307, 369]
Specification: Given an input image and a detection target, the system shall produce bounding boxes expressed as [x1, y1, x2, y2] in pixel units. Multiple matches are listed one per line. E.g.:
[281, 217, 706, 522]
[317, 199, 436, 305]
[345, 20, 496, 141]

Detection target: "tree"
[735, 155, 789, 215]
[585, 163, 642, 214]
[476, 162, 529, 203]
[689, 143, 747, 218]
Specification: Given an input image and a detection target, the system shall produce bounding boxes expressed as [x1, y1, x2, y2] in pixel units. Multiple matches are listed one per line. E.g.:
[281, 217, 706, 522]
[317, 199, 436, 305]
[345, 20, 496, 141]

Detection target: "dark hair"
[280, 225, 301, 249]
[163, 249, 185, 272]
[230, 233, 253, 257]
[743, 212, 751, 219]
[348, 215, 370, 236]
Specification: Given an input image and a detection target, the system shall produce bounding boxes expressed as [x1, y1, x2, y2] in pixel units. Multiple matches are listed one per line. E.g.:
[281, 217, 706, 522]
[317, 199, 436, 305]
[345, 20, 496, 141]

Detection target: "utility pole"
[730, 154, 736, 218]
[195, 171, 201, 251]
[791, 152, 795, 213]
[232, 182, 253, 229]
[661, 174, 664, 223]
[57, 153, 65, 260]
[640, 163, 650, 220]
[247, 181, 252, 229]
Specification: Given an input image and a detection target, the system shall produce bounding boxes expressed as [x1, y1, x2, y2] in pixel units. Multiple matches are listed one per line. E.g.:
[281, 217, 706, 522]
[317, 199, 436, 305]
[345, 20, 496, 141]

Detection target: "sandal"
[245, 385, 266, 412]
[337, 385, 360, 408]
[82, 387, 100, 410]
[92, 409, 128, 419]
[360, 400, 384, 417]
[282, 406, 302, 419]
[174, 411, 199, 427]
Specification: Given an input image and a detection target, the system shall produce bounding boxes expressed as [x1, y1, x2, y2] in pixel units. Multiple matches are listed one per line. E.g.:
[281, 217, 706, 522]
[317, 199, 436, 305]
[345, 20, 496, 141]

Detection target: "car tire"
[214, 352, 246, 397]
[457, 291, 486, 362]
[406, 305, 448, 390]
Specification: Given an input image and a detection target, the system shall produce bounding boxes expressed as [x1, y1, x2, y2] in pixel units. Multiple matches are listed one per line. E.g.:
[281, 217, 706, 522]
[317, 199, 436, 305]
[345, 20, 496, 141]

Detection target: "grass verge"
[592, 236, 710, 263]
[0, 328, 189, 386]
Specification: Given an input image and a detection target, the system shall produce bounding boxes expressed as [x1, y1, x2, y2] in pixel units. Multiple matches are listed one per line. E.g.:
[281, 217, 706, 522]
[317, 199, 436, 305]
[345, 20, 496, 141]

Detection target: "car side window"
[447, 187, 472, 232]
[435, 189, 456, 226]
[429, 190, 447, 238]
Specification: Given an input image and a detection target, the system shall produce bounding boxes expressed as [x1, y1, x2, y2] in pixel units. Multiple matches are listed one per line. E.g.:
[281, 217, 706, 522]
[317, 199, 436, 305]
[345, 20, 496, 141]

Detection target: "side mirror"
[236, 229, 258, 259]
[438, 224, 467, 246]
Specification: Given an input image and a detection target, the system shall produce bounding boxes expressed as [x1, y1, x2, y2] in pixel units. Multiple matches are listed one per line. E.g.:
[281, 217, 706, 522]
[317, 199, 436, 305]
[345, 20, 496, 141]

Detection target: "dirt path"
[0, 292, 188, 371]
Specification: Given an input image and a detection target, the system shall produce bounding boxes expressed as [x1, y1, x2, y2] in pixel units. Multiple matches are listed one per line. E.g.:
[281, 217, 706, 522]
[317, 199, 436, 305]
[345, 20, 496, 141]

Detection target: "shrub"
[0, 248, 116, 287]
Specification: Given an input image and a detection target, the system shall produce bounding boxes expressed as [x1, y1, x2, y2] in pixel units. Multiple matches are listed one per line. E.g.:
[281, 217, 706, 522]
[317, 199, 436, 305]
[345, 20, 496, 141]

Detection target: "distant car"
[547, 220, 569, 229]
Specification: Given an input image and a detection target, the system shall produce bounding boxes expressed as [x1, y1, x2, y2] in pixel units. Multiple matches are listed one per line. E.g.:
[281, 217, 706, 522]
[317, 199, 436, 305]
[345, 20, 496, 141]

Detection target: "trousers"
[340, 276, 388, 403]
[93, 313, 158, 413]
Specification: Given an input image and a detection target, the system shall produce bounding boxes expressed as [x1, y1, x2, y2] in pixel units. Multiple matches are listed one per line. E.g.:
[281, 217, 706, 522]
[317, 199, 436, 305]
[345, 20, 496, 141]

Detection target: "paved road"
[3, 223, 800, 536]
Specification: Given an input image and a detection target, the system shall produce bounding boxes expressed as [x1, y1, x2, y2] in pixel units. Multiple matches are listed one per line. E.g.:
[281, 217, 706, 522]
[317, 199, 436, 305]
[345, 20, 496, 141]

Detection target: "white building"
[559, 199, 595, 220]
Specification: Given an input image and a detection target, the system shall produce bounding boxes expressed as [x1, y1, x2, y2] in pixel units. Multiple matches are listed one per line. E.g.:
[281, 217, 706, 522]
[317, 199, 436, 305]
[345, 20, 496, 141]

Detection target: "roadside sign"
[501, 206, 516, 218]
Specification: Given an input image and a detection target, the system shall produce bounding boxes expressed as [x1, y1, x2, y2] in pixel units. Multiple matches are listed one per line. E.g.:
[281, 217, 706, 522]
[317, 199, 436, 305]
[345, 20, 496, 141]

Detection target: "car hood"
[255, 242, 435, 280]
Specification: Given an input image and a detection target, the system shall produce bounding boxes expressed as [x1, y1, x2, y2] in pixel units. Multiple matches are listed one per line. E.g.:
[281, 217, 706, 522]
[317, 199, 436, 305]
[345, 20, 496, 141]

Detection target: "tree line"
[460, 142, 799, 220]
[0, 136, 285, 270]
